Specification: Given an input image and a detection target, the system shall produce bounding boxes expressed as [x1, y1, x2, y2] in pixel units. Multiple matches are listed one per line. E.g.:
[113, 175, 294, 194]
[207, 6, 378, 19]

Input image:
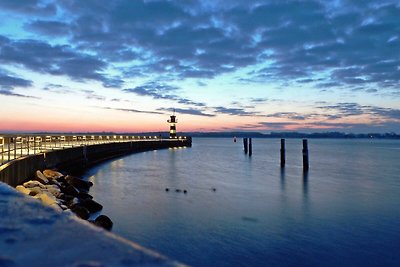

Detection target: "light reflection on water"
[85, 138, 400, 266]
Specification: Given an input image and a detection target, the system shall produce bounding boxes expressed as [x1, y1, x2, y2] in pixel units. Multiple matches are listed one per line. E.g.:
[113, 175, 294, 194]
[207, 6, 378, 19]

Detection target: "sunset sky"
[0, 0, 399, 133]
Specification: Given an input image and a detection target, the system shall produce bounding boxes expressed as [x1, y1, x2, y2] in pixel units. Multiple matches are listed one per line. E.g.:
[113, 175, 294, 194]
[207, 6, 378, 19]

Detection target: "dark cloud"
[101, 107, 164, 115]
[42, 83, 72, 94]
[158, 107, 215, 117]
[0, 89, 38, 99]
[214, 106, 258, 116]
[265, 112, 309, 121]
[317, 102, 400, 121]
[0, 35, 120, 88]
[25, 20, 70, 36]
[0, 0, 56, 16]
[82, 90, 106, 101]
[124, 81, 206, 107]
[0, 69, 32, 89]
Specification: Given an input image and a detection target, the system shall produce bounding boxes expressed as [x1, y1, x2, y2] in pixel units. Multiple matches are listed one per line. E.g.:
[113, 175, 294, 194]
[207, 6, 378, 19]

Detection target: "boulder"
[43, 169, 63, 180]
[62, 185, 79, 197]
[65, 175, 92, 192]
[35, 192, 57, 206]
[28, 187, 44, 196]
[16, 185, 31, 195]
[23, 180, 46, 189]
[71, 205, 90, 220]
[77, 192, 93, 200]
[35, 170, 49, 184]
[81, 198, 103, 213]
[94, 215, 113, 231]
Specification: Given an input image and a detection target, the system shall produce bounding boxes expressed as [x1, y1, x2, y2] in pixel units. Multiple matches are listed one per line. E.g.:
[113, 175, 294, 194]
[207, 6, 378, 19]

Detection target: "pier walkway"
[0, 134, 188, 166]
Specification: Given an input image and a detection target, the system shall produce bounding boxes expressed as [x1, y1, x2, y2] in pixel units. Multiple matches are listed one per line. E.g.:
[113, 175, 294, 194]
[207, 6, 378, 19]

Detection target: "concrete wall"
[0, 182, 186, 267]
[0, 139, 191, 187]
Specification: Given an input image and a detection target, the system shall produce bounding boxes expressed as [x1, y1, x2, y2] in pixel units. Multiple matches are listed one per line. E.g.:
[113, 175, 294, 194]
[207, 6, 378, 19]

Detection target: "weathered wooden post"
[249, 138, 252, 156]
[243, 138, 248, 154]
[302, 139, 309, 172]
[280, 139, 285, 168]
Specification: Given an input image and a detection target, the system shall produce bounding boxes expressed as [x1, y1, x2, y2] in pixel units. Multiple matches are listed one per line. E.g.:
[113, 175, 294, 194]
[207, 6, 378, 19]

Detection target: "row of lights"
[0, 135, 188, 144]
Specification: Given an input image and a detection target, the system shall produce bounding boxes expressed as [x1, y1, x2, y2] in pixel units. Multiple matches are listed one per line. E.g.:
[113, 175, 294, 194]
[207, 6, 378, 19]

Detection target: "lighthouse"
[167, 110, 178, 138]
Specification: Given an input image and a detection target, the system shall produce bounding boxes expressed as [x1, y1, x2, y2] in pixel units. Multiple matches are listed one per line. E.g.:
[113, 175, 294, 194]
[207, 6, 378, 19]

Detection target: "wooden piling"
[302, 139, 309, 172]
[243, 138, 248, 154]
[249, 138, 252, 156]
[280, 139, 285, 168]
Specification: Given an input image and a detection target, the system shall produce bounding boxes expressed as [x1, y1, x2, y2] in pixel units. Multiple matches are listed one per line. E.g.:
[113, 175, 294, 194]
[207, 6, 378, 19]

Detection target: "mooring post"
[243, 138, 248, 154]
[249, 138, 252, 156]
[302, 139, 309, 172]
[280, 139, 285, 168]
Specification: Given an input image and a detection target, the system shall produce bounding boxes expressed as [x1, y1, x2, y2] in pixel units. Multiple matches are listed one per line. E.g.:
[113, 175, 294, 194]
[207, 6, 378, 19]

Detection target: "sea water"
[84, 138, 400, 266]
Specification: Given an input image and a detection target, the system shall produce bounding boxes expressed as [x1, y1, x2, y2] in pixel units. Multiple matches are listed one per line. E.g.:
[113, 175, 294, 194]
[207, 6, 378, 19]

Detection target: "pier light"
[73, 136, 77, 142]
[60, 136, 66, 142]
[167, 110, 178, 139]
[46, 136, 51, 142]
[113, 135, 117, 140]
[91, 135, 95, 140]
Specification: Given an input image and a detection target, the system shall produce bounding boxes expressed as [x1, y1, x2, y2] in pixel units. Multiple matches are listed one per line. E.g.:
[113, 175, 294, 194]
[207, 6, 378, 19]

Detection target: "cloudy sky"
[0, 0, 399, 133]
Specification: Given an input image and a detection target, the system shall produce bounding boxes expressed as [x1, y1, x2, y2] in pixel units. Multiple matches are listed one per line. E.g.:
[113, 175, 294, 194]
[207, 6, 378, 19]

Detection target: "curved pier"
[0, 134, 191, 266]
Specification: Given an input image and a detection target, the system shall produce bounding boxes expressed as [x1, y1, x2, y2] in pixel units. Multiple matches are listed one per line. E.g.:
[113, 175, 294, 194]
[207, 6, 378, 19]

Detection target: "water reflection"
[280, 168, 286, 192]
[302, 171, 309, 214]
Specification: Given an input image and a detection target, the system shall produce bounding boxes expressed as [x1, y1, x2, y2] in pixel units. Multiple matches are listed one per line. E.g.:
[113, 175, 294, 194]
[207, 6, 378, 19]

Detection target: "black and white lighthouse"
[167, 110, 178, 138]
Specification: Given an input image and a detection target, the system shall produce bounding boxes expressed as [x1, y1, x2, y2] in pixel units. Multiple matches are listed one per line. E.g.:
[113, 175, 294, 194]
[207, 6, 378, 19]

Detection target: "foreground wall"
[0, 139, 191, 187]
[0, 182, 185, 267]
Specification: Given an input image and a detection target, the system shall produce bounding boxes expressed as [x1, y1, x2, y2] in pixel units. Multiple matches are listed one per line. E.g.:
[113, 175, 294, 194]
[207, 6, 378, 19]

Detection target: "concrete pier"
[1, 138, 191, 186]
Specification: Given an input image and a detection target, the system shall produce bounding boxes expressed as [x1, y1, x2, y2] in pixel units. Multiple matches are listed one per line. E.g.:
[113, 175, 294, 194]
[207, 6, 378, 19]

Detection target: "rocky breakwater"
[15, 169, 113, 230]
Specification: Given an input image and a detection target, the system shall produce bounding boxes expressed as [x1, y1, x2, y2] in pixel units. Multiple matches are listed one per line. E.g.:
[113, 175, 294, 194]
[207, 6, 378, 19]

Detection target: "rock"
[78, 192, 93, 200]
[49, 179, 62, 188]
[16, 185, 31, 195]
[56, 176, 67, 184]
[45, 185, 61, 197]
[94, 215, 113, 230]
[60, 194, 74, 202]
[35, 170, 49, 184]
[35, 192, 57, 206]
[23, 180, 46, 189]
[43, 169, 63, 180]
[65, 175, 92, 192]
[29, 187, 44, 196]
[62, 185, 79, 197]
[71, 205, 90, 220]
[81, 199, 103, 213]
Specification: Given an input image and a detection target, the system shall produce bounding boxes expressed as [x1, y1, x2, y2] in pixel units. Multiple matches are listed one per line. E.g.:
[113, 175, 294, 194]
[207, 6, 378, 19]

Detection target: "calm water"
[84, 138, 400, 266]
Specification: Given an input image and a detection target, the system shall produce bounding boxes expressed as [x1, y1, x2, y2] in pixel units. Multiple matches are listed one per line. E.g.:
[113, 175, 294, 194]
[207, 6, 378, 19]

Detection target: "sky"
[0, 0, 399, 133]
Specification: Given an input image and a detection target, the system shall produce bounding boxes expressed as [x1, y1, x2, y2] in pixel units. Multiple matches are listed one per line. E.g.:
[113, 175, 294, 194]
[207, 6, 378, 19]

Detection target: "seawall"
[0, 139, 191, 186]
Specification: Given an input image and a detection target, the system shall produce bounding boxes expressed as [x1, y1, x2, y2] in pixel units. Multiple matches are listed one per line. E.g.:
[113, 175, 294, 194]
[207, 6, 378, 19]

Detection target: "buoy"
[183, 190, 187, 194]
[175, 189, 181, 193]
[165, 188, 169, 192]
[212, 188, 216, 192]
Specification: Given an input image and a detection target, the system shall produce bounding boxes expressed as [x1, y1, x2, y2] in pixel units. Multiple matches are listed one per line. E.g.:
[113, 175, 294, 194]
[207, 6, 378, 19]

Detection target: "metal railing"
[0, 134, 188, 166]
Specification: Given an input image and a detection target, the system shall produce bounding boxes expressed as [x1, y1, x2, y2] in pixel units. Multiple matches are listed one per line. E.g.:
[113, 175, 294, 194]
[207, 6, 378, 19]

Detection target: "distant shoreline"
[181, 132, 400, 139]
[1, 131, 399, 139]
